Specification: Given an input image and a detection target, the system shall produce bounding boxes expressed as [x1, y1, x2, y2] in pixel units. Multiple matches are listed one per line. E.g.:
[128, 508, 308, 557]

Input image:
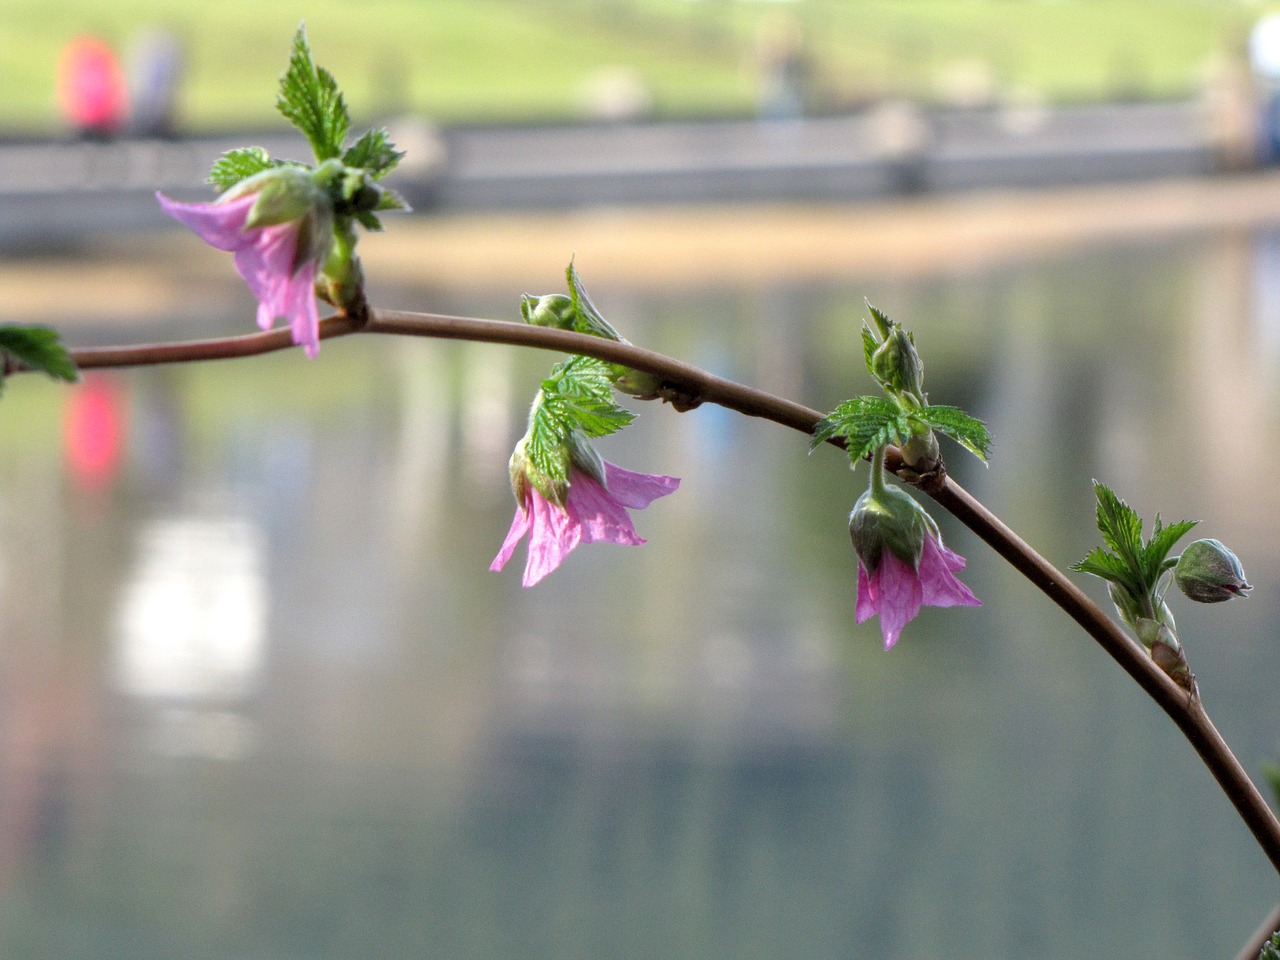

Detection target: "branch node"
[657, 382, 703, 412]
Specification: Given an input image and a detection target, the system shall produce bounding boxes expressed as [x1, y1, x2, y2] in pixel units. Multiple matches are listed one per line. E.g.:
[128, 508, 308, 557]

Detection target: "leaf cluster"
[811, 396, 991, 465]
[0, 325, 78, 395]
[1072, 481, 1197, 601]
[525, 356, 637, 492]
[208, 26, 404, 194]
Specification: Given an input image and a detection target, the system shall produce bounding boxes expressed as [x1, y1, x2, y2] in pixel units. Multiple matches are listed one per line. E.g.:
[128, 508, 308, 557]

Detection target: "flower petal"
[156, 192, 257, 251]
[521, 488, 583, 587]
[870, 551, 924, 650]
[490, 502, 533, 573]
[601, 462, 681, 510]
[855, 561, 876, 624]
[918, 534, 981, 609]
[566, 469, 647, 546]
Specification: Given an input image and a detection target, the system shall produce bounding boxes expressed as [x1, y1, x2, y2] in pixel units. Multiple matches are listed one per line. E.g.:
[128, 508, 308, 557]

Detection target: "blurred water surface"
[2, 228, 1280, 959]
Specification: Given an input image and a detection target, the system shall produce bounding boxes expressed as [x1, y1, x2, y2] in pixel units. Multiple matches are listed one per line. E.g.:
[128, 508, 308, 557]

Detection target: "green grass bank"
[5, 1, 1279, 132]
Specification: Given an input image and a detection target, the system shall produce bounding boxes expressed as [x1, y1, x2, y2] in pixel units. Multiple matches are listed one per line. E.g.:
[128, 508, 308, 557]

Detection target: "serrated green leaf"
[1076, 482, 1197, 607]
[355, 210, 383, 231]
[1143, 516, 1198, 585]
[341, 128, 405, 179]
[566, 261, 623, 341]
[208, 146, 279, 191]
[523, 355, 637, 492]
[0, 324, 78, 395]
[556, 356, 635, 435]
[917, 404, 992, 462]
[524, 390, 572, 495]
[276, 25, 350, 162]
[1071, 547, 1130, 583]
[865, 301, 893, 338]
[811, 395, 911, 463]
[1093, 482, 1144, 571]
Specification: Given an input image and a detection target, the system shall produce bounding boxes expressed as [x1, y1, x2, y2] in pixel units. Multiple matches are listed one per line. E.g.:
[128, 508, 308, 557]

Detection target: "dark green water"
[1, 228, 1279, 959]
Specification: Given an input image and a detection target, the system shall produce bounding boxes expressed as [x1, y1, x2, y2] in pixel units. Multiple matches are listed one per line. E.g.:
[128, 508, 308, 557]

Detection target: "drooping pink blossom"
[491, 461, 679, 587]
[855, 527, 980, 650]
[157, 191, 325, 358]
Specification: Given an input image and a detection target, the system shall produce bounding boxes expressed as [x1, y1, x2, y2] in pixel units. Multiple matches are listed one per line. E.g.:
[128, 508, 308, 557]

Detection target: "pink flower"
[491, 461, 679, 587]
[157, 181, 330, 358]
[855, 527, 980, 650]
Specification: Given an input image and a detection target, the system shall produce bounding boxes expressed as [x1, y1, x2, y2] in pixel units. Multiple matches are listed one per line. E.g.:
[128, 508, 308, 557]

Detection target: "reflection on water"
[3, 229, 1280, 958]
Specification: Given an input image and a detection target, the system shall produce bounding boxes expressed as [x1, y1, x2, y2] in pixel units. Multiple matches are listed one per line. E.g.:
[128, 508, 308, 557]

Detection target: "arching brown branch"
[22, 305, 1280, 877]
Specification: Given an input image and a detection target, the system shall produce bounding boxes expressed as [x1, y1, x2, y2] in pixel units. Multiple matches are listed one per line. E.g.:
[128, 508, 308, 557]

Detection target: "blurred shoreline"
[10, 170, 1280, 329]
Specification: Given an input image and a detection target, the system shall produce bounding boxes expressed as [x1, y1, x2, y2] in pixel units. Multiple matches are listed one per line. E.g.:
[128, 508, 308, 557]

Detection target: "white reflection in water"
[113, 516, 266, 706]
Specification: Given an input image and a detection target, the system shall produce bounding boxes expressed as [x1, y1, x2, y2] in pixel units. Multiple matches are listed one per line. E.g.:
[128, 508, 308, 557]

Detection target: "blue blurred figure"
[127, 26, 184, 138]
[1249, 14, 1280, 164]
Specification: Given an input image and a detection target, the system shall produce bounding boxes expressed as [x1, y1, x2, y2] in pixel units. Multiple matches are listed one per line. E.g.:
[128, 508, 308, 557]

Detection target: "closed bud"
[1175, 538, 1251, 603]
[870, 327, 926, 405]
[850, 482, 927, 574]
[521, 293, 577, 329]
[900, 426, 940, 473]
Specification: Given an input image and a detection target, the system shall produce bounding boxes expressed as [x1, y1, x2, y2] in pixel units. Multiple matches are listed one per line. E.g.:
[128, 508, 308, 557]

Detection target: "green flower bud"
[870, 327, 926, 405]
[1174, 538, 1251, 603]
[899, 425, 940, 473]
[849, 482, 927, 573]
[522, 293, 577, 329]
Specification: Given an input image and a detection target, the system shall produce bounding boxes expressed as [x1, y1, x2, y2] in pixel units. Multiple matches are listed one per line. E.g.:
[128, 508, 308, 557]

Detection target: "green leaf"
[916, 404, 991, 462]
[1144, 517, 1198, 585]
[1093, 482, 1145, 572]
[276, 25, 350, 162]
[811, 395, 911, 463]
[865, 301, 893, 339]
[0, 324, 78, 395]
[551, 355, 636, 438]
[208, 146, 279, 191]
[342, 128, 405, 179]
[566, 261, 623, 341]
[523, 355, 637, 492]
[1075, 481, 1197, 603]
[375, 187, 410, 212]
[860, 323, 877, 378]
[1071, 547, 1130, 584]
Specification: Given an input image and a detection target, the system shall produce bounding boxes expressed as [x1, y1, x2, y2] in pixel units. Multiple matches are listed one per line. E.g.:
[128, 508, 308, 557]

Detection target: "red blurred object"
[64, 375, 126, 492]
[56, 36, 128, 137]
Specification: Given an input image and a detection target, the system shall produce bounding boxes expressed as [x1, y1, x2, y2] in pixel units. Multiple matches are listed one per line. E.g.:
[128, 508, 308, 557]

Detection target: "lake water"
[2, 226, 1280, 959]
